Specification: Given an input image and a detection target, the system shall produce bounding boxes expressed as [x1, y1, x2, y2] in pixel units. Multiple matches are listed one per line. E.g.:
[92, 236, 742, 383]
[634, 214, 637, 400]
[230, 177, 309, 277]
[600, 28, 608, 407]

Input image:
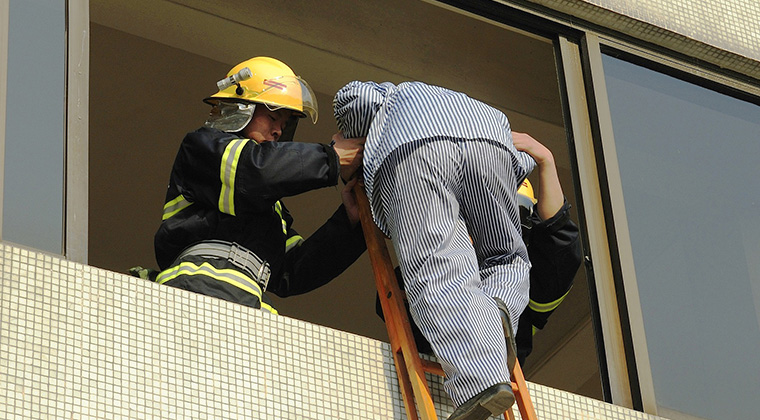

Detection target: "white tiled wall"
[528, 0, 760, 80]
[583, 0, 760, 61]
[0, 243, 667, 419]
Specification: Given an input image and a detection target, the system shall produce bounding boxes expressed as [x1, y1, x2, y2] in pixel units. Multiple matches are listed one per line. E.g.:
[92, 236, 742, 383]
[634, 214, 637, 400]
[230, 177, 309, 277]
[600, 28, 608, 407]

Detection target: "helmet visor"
[244, 75, 318, 124]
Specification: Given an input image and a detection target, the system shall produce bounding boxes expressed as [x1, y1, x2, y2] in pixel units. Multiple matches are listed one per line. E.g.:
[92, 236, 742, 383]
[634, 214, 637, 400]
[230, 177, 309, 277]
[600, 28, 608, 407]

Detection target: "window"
[2, 0, 65, 254]
[602, 53, 760, 419]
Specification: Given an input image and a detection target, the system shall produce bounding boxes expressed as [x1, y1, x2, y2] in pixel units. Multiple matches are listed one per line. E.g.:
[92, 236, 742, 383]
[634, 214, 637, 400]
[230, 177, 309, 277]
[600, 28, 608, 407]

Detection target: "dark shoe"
[447, 383, 515, 420]
[494, 297, 517, 373]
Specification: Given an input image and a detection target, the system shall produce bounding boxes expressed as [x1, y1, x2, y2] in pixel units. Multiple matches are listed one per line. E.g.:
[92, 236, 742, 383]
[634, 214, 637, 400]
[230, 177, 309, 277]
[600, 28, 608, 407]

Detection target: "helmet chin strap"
[279, 117, 299, 142]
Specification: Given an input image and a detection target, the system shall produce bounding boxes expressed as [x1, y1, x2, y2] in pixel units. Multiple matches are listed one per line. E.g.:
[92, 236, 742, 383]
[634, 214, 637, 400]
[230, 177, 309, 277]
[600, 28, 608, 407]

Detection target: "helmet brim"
[205, 75, 318, 124]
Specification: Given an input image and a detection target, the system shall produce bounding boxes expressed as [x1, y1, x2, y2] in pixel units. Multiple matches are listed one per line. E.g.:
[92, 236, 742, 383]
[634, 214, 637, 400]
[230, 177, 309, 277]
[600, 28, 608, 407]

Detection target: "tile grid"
[0, 243, 669, 419]
[526, 0, 760, 81]
[581, 0, 760, 60]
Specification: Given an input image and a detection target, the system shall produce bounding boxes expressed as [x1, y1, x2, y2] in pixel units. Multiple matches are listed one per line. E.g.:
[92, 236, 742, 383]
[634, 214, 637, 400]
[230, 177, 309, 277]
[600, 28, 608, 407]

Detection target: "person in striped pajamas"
[334, 81, 536, 420]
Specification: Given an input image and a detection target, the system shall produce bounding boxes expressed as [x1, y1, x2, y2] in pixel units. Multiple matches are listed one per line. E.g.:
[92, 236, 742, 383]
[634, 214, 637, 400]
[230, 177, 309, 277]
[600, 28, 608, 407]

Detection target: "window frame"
[586, 32, 760, 414]
[65, 0, 89, 263]
[0, 2, 8, 239]
[0, 0, 88, 262]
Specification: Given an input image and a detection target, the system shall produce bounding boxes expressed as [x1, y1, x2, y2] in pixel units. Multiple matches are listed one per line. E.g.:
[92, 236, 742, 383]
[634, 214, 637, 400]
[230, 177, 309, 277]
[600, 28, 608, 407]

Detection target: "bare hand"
[512, 131, 554, 166]
[341, 178, 360, 227]
[512, 131, 564, 219]
[332, 132, 365, 182]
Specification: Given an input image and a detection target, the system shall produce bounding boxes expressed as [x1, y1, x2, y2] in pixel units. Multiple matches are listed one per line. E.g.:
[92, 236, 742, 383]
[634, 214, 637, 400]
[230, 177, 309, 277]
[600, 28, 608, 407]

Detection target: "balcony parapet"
[0, 243, 668, 419]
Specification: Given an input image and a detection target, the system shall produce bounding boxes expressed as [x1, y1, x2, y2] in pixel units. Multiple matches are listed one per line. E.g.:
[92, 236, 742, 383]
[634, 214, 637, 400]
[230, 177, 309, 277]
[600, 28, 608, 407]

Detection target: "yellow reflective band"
[532, 326, 538, 336]
[162, 194, 193, 220]
[274, 201, 287, 234]
[219, 139, 250, 216]
[528, 288, 572, 313]
[156, 261, 262, 299]
[285, 235, 304, 253]
[260, 301, 279, 315]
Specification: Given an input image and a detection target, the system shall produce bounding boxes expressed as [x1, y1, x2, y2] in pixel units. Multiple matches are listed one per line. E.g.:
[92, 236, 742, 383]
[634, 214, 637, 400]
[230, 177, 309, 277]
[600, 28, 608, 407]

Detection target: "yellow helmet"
[517, 178, 537, 220]
[518, 178, 536, 203]
[204, 57, 318, 125]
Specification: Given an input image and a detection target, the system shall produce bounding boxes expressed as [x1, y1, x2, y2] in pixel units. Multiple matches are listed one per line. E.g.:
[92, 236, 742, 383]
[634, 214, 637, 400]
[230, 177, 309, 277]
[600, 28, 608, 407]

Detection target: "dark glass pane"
[603, 54, 760, 420]
[3, 0, 65, 254]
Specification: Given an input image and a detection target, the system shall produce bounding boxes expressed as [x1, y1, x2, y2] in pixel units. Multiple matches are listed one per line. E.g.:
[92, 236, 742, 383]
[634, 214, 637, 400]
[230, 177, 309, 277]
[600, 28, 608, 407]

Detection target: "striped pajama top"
[333, 80, 536, 233]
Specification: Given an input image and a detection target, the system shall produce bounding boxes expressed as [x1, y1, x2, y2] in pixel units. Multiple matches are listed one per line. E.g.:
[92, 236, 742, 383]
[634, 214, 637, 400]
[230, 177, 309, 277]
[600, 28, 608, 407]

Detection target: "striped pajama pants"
[373, 138, 531, 405]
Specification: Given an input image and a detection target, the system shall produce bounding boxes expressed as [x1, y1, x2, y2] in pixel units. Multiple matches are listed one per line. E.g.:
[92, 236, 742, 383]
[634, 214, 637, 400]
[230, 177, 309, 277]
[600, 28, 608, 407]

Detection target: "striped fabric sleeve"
[514, 149, 537, 184]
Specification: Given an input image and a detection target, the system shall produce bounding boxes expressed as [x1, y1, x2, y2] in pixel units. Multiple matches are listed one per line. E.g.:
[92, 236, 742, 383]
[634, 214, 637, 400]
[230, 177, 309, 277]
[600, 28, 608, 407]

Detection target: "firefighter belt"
[158, 240, 271, 292]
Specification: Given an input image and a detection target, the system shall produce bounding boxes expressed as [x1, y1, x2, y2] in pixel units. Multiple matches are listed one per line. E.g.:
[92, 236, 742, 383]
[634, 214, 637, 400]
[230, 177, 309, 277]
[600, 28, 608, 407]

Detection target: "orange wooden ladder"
[353, 183, 538, 420]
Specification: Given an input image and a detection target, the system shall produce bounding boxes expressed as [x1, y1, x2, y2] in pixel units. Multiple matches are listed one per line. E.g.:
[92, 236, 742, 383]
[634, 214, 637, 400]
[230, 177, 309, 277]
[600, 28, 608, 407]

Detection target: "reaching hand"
[331, 132, 365, 182]
[512, 131, 554, 166]
[512, 131, 564, 220]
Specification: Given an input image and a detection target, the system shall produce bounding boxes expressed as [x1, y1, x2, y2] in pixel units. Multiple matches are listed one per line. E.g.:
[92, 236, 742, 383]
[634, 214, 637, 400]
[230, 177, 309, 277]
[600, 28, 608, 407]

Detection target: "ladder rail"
[354, 182, 438, 420]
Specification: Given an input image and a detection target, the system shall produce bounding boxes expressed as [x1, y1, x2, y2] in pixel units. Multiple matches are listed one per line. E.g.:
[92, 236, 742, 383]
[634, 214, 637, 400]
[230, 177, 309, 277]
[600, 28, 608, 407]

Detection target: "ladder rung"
[420, 359, 445, 376]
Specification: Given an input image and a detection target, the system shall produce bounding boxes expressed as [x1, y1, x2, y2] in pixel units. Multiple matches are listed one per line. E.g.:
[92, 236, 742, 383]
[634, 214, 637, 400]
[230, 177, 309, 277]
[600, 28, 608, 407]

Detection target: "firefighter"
[154, 57, 366, 313]
[510, 132, 583, 365]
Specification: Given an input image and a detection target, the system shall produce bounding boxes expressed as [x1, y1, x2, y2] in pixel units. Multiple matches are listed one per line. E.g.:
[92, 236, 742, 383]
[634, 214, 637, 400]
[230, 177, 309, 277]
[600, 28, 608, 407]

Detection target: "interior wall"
[89, 24, 219, 273]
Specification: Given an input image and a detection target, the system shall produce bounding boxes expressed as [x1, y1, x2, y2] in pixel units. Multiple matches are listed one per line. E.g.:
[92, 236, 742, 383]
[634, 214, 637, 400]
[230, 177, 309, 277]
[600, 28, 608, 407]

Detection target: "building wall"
[527, 0, 760, 79]
[585, 0, 760, 61]
[0, 242, 666, 419]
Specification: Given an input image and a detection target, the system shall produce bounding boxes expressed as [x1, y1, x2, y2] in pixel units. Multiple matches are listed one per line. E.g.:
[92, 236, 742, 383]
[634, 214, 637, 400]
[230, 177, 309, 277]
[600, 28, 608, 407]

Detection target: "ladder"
[353, 182, 538, 420]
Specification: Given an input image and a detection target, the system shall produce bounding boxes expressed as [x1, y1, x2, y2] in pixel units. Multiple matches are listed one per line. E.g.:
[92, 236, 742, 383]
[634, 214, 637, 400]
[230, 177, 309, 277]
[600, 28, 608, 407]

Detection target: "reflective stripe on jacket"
[154, 127, 367, 300]
[156, 256, 278, 314]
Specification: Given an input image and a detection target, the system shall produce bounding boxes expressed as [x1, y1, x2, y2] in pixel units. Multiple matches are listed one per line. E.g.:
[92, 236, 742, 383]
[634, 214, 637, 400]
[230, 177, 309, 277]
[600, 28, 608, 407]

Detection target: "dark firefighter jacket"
[516, 199, 582, 365]
[377, 199, 582, 366]
[154, 127, 366, 299]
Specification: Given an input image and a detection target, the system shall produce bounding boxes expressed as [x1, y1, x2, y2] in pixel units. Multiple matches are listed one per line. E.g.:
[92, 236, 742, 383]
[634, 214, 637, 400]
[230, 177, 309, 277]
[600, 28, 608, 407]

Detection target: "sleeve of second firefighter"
[526, 199, 583, 329]
[268, 204, 367, 297]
